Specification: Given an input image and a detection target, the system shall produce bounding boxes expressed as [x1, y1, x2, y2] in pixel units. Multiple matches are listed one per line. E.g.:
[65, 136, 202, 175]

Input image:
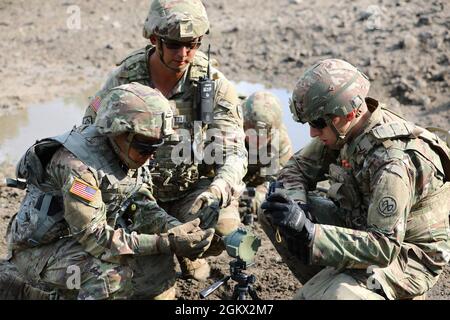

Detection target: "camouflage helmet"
[289, 59, 370, 124]
[143, 0, 210, 41]
[95, 82, 174, 139]
[242, 92, 283, 130]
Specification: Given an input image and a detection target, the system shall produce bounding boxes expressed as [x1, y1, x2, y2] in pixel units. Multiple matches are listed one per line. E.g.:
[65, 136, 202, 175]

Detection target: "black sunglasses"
[130, 138, 164, 156]
[160, 37, 202, 50]
[308, 118, 327, 129]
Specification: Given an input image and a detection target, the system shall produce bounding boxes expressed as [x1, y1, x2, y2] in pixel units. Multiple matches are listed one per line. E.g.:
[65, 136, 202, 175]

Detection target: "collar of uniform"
[341, 97, 383, 158]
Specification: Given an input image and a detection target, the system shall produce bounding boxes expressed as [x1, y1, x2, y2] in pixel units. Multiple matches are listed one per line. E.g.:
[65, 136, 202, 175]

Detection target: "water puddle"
[0, 81, 310, 164]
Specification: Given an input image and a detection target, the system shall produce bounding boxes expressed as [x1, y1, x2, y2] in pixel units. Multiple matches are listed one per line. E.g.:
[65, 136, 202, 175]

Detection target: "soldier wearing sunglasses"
[81, 0, 247, 282]
[261, 59, 450, 300]
[5, 83, 215, 300]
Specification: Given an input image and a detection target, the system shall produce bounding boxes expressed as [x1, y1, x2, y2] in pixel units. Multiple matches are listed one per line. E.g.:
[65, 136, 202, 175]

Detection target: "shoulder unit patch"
[377, 196, 397, 217]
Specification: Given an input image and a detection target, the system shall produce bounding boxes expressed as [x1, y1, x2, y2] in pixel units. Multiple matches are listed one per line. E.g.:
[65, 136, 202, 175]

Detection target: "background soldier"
[82, 0, 247, 281]
[261, 59, 450, 300]
[6, 83, 214, 299]
[239, 92, 293, 223]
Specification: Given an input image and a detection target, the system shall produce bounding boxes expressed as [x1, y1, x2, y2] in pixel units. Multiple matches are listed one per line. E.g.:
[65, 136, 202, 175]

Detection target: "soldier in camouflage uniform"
[6, 83, 214, 300]
[82, 0, 247, 281]
[239, 92, 293, 223]
[261, 59, 450, 300]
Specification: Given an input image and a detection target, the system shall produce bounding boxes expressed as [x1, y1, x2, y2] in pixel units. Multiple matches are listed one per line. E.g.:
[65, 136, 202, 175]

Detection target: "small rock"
[401, 34, 418, 49]
[289, 0, 302, 4]
[112, 21, 121, 29]
[437, 54, 449, 66]
[418, 31, 433, 43]
[105, 44, 113, 50]
[430, 72, 445, 82]
[102, 15, 110, 22]
[223, 26, 238, 33]
[419, 96, 431, 108]
[414, 78, 427, 89]
[282, 56, 297, 63]
[417, 16, 431, 26]
[337, 20, 346, 28]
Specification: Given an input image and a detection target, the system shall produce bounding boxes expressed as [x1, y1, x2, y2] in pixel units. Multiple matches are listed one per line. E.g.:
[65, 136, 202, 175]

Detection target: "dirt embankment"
[0, 0, 448, 300]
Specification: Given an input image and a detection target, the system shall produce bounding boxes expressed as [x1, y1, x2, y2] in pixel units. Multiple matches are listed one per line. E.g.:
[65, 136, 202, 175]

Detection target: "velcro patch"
[377, 196, 397, 216]
[69, 178, 98, 203]
[89, 96, 102, 112]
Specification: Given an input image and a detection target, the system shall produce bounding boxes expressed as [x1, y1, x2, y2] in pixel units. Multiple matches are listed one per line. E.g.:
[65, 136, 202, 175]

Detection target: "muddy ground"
[0, 0, 449, 300]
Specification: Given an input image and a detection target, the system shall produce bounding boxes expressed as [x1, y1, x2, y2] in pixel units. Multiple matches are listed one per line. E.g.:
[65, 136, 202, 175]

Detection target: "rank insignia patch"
[69, 178, 98, 202]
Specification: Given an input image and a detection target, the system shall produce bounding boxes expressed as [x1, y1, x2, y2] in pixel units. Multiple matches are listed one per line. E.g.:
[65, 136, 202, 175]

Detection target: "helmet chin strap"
[109, 134, 141, 170]
[326, 110, 361, 148]
[156, 38, 188, 73]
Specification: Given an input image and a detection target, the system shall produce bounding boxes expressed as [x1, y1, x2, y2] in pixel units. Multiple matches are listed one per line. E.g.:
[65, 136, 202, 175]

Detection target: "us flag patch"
[69, 178, 98, 202]
[89, 96, 102, 112]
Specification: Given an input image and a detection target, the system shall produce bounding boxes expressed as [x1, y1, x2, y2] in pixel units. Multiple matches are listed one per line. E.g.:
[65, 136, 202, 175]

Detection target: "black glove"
[261, 191, 315, 243]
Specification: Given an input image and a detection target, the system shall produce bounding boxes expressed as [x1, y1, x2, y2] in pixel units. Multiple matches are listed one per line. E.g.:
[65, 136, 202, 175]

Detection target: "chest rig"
[116, 46, 213, 201]
[326, 108, 450, 230]
[9, 126, 148, 250]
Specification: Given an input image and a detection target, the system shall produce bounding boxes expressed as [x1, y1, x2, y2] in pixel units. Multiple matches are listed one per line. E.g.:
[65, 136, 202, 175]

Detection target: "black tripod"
[200, 259, 259, 300]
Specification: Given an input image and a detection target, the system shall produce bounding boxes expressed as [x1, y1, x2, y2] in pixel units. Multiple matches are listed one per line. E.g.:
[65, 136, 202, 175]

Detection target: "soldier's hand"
[158, 218, 215, 260]
[190, 186, 221, 215]
[261, 191, 315, 242]
[239, 197, 257, 218]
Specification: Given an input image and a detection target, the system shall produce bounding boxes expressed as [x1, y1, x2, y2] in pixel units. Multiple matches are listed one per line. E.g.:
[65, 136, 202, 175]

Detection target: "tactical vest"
[107, 46, 219, 201]
[327, 108, 450, 229]
[8, 126, 148, 250]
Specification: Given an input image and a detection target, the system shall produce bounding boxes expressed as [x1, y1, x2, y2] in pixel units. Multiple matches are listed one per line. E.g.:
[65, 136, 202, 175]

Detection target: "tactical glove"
[261, 191, 315, 243]
[190, 186, 222, 229]
[190, 186, 222, 215]
[157, 218, 215, 260]
[238, 196, 257, 217]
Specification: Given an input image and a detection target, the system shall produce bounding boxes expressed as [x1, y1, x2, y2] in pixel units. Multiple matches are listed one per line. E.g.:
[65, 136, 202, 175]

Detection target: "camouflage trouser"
[10, 238, 177, 300]
[259, 195, 387, 299]
[293, 267, 385, 300]
[258, 194, 341, 284]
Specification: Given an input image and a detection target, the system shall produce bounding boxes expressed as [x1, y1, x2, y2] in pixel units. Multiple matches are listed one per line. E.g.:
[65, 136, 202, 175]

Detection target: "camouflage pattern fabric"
[290, 58, 370, 123]
[6, 85, 188, 299]
[241, 92, 293, 217]
[95, 82, 174, 139]
[11, 238, 134, 300]
[277, 98, 450, 300]
[7, 129, 180, 299]
[293, 267, 385, 300]
[82, 45, 247, 235]
[242, 91, 284, 131]
[244, 126, 293, 217]
[142, 0, 209, 41]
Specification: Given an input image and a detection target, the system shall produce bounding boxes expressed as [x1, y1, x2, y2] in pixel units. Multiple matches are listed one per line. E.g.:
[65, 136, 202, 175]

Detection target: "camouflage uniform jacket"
[83, 45, 247, 205]
[279, 98, 450, 299]
[244, 125, 293, 210]
[7, 125, 180, 263]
